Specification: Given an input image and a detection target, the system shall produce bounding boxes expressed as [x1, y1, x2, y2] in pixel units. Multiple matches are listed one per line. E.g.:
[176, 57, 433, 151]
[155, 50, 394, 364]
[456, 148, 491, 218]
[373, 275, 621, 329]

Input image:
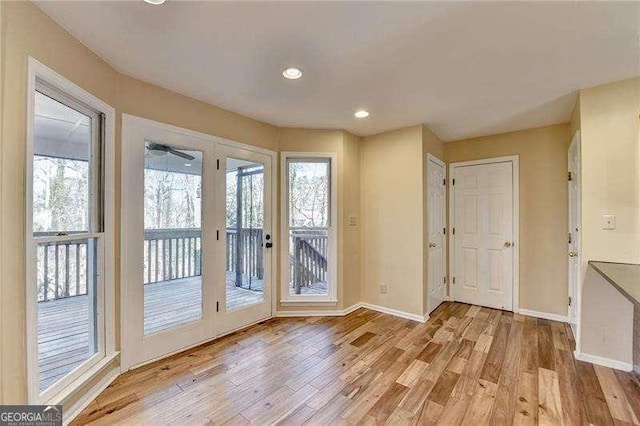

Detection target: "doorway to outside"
[449, 156, 519, 311]
[121, 115, 275, 370]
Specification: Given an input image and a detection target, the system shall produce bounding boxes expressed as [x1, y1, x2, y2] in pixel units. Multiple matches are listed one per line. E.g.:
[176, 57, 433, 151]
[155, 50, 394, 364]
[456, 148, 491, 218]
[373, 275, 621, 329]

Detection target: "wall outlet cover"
[380, 283, 387, 294]
[602, 214, 616, 230]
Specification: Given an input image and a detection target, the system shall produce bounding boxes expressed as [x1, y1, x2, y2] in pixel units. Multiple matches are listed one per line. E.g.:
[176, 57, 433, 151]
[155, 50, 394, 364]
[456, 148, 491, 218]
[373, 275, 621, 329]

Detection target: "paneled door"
[215, 143, 274, 335]
[121, 115, 217, 369]
[451, 158, 517, 311]
[427, 155, 447, 314]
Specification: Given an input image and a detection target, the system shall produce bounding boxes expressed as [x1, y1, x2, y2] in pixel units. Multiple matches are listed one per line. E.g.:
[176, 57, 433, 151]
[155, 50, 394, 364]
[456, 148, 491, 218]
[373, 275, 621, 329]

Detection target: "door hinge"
[216, 230, 219, 240]
[568, 171, 572, 181]
[443, 227, 446, 235]
[568, 233, 572, 244]
[568, 296, 572, 306]
[443, 276, 447, 284]
[452, 227, 456, 235]
[443, 178, 446, 185]
[217, 159, 220, 170]
[452, 178, 455, 186]
[216, 301, 219, 312]
[452, 277, 456, 284]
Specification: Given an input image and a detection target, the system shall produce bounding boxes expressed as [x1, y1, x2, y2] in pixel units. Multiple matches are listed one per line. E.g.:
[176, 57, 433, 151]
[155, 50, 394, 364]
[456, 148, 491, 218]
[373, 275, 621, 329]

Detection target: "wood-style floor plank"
[71, 302, 640, 426]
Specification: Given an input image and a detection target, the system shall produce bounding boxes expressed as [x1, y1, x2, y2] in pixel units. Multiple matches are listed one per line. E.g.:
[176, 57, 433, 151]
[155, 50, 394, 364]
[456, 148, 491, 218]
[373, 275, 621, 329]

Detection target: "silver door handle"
[429, 242, 437, 248]
[568, 251, 578, 257]
[504, 241, 513, 248]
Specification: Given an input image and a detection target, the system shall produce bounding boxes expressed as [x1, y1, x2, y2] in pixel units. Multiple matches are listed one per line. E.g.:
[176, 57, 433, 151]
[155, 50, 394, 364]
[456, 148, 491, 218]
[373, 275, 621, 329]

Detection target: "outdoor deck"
[37, 273, 327, 390]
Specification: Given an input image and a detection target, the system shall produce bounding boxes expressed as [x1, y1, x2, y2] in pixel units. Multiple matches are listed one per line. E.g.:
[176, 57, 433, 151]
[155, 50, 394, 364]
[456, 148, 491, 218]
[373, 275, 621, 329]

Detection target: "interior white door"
[452, 161, 515, 311]
[427, 156, 446, 314]
[121, 115, 217, 369]
[215, 144, 273, 335]
[568, 133, 581, 334]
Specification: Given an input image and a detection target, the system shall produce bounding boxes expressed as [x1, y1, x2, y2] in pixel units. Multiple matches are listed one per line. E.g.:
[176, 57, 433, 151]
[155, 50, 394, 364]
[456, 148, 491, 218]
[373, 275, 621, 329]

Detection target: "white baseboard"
[63, 365, 120, 425]
[574, 350, 633, 372]
[275, 303, 362, 318]
[359, 302, 427, 323]
[519, 308, 569, 323]
[276, 302, 428, 323]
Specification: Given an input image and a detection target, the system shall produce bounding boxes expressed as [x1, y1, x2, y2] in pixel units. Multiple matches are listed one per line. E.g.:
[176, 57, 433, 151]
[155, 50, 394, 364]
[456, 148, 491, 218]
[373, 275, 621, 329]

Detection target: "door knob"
[568, 251, 578, 257]
[504, 241, 513, 248]
[429, 242, 437, 248]
[265, 242, 273, 248]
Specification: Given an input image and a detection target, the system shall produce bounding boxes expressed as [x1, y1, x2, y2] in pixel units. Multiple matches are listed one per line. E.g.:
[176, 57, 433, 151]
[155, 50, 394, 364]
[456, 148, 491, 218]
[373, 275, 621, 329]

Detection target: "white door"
[121, 115, 217, 369]
[427, 155, 446, 314]
[215, 144, 273, 335]
[452, 160, 515, 311]
[568, 132, 581, 335]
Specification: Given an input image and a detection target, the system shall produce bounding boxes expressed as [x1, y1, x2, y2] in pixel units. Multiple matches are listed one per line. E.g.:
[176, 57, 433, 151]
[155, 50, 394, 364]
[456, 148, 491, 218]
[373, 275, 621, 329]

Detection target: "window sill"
[280, 299, 338, 306]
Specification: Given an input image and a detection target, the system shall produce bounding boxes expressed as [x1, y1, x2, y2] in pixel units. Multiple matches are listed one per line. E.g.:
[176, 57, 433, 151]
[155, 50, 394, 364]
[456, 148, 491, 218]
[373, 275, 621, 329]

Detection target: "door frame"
[426, 153, 447, 313]
[120, 114, 278, 370]
[448, 155, 520, 312]
[567, 131, 581, 335]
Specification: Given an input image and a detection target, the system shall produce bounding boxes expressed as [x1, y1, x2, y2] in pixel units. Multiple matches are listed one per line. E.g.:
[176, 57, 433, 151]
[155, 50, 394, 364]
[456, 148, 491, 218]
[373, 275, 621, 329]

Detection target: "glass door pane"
[225, 158, 266, 311]
[287, 159, 330, 296]
[143, 142, 203, 334]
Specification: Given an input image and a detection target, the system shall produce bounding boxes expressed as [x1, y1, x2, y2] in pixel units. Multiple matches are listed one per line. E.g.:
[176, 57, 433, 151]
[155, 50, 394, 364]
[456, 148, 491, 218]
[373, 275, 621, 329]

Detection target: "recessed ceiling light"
[143, 0, 166, 5]
[282, 67, 303, 80]
[354, 110, 370, 118]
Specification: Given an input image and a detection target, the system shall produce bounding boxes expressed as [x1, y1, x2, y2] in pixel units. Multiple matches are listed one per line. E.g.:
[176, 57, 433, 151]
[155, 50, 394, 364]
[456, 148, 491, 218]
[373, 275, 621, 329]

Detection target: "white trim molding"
[574, 350, 633, 372]
[277, 302, 428, 323]
[279, 151, 339, 304]
[518, 308, 569, 323]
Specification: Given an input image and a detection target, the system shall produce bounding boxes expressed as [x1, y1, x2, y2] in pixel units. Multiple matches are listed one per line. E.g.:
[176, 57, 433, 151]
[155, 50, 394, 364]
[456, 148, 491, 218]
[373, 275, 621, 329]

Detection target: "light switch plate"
[348, 215, 357, 226]
[603, 214, 616, 230]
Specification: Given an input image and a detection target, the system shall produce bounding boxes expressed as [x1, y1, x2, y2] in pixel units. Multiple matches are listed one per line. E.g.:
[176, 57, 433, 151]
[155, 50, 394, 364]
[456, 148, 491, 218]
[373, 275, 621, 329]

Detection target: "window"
[26, 58, 115, 404]
[281, 153, 337, 303]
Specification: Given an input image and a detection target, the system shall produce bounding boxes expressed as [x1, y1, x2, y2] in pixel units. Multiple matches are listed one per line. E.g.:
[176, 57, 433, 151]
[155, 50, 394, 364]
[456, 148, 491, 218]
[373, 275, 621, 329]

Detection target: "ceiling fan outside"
[146, 142, 195, 161]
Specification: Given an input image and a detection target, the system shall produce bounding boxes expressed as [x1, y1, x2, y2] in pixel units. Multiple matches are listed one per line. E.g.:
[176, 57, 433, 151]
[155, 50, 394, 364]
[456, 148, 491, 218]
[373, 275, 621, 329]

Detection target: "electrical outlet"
[603, 214, 616, 230]
[380, 283, 387, 294]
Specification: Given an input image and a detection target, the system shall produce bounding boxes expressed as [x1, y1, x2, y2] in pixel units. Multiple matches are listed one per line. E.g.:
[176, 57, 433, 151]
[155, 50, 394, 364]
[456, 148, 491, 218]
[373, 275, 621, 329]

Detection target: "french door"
[121, 115, 273, 369]
[450, 157, 518, 311]
[215, 144, 273, 335]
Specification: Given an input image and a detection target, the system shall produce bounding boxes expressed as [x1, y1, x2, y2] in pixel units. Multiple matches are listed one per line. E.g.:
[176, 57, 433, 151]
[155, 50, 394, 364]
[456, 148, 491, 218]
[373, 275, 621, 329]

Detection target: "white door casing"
[568, 132, 581, 335]
[450, 157, 518, 311]
[427, 154, 447, 314]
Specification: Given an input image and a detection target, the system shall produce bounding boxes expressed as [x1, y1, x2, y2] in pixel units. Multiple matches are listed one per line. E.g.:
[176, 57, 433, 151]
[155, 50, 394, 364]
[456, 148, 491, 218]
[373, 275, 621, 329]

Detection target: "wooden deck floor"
[72, 302, 640, 425]
[38, 273, 266, 391]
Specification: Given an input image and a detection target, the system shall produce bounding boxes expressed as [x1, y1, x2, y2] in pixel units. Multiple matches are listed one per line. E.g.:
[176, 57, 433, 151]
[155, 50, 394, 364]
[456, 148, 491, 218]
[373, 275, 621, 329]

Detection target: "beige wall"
[445, 124, 571, 316]
[579, 78, 640, 266]
[361, 125, 425, 316]
[277, 128, 361, 311]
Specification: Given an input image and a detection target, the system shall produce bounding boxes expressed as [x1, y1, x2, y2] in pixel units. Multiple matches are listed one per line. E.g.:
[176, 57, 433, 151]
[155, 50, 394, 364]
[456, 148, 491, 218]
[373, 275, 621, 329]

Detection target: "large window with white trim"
[26, 59, 115, 404]
[281, 153, 337, 303]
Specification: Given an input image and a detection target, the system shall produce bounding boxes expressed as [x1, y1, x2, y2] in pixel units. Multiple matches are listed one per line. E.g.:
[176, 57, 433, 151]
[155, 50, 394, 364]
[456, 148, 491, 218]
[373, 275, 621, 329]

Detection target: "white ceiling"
[36, 1, 640, 141]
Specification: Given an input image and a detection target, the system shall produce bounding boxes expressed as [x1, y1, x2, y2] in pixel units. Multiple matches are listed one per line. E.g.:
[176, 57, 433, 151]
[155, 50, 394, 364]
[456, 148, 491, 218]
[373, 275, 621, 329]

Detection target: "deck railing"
[143, 228, 203, 284]
[291, 231, 328, 294]
[36, 227, 329, 302]
[35, 233, 89, 302]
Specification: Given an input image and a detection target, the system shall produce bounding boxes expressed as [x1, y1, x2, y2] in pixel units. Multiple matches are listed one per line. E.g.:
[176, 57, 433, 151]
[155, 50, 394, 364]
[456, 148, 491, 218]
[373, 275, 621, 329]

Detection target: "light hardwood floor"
[72, 302, 640, 425]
